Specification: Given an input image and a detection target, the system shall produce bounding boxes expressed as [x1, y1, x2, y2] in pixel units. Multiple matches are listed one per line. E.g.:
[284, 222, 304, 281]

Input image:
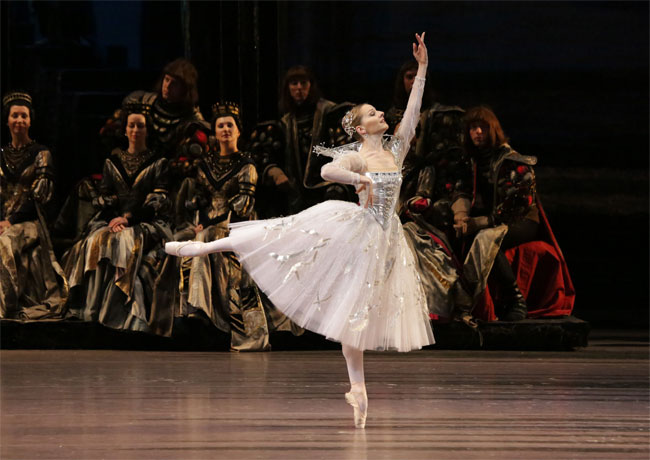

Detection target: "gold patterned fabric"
[0, 142, 68, 319]
[62, 149, 173, 335]
[168, 151, 300, 351]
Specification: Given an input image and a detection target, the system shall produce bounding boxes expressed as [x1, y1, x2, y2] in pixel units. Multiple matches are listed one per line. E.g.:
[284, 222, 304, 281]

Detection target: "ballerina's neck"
[360, 149, 398, 173]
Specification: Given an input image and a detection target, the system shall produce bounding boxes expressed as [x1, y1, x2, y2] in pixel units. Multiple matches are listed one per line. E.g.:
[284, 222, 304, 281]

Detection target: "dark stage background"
[1, 1, 648, 329]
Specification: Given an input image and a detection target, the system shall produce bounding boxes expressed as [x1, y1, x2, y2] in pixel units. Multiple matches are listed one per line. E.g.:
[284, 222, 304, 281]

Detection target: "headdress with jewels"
[342, 110, 356, 137]
[2, 91, 33, 113]
[122, 101, 152, 117]
[211, 101, 242, 130]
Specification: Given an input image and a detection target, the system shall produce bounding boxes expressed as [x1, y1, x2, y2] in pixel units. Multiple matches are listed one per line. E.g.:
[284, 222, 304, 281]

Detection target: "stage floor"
[2, 332, 648, 459]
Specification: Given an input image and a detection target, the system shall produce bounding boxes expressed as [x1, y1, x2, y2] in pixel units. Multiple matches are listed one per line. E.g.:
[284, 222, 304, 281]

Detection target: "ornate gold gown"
[0, 141, 68, 319]
[171, 151, 298, 351]
[63, 148, 173, 334]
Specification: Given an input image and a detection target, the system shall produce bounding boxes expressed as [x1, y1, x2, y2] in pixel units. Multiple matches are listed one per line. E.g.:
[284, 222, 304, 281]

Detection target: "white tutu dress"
[228, 76, 434, 351]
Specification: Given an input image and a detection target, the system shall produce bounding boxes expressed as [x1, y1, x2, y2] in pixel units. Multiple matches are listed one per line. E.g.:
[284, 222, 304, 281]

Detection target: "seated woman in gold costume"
[0, 91, 68, 319]
[169, 102, 285, 351]
[63, 102, 173, 334]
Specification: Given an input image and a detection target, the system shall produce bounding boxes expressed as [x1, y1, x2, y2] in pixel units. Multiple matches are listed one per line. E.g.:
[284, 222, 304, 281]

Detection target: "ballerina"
[166, 32, 433, 429]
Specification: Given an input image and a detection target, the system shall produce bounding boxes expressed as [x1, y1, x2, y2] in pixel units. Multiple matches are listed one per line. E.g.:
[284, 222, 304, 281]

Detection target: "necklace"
[118, 148, 153, 177]
[2, 141, 36, 175]
[204, 150, 241, 179]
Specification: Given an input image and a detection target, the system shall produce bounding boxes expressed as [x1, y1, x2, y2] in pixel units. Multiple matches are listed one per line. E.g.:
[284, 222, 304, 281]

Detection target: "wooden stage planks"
[1, 340, 648, 459]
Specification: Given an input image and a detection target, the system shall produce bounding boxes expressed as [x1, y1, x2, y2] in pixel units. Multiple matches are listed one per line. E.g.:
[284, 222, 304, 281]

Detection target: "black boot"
[502, 281, 528, 321]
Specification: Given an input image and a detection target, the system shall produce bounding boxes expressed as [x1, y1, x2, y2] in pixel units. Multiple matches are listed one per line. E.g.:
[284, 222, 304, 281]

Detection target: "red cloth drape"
[473, 200, 575, 321]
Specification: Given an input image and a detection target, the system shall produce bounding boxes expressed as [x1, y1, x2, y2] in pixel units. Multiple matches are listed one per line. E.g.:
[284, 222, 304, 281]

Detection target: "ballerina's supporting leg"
[165, 236, 236, 257]
[342, 344, 368, 428]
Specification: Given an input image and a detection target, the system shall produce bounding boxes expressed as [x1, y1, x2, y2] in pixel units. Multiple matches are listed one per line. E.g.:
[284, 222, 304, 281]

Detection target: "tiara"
[342, 110, 355, 137]
[212, 101, 240, 119]
[2, 91, 32, 109]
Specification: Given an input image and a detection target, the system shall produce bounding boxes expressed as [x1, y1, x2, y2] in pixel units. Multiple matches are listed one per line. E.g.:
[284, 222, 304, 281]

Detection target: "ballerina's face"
[356, 104, 388, 138]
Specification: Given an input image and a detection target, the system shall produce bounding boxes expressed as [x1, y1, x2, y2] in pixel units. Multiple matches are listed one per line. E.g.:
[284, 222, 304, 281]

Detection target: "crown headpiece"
[212, 101, 240, 119]
[342, 110, 356, 137]
[2, 91, 32, 110]
[122, 101, 151, 117]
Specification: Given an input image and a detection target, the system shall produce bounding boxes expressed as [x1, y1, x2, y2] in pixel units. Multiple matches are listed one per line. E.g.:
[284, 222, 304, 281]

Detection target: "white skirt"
[229, 200, 435, 352]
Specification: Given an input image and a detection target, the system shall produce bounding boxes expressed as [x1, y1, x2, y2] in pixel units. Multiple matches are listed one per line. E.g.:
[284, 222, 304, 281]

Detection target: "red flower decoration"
[445, 183, 452, 190]
[527, 195, 533, 205]
[516, 165, 527, 175]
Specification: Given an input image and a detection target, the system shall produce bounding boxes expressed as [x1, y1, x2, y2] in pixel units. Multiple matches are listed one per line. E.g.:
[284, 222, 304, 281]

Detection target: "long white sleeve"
[321, 152, 367, 186]
[395, 75, 425, 151]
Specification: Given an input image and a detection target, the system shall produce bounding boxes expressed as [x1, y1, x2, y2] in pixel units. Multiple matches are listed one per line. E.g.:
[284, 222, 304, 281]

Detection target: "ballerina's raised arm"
[395, 32, 428, 164]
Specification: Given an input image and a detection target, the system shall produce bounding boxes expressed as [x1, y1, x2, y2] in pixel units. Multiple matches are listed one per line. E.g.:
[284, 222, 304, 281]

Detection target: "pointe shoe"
[164, 241, 204, 257]
[345, 390, 368, 429]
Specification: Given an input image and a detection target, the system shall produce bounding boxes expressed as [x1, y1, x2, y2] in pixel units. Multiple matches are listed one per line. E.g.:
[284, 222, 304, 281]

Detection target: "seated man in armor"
[250, 65, 355, 217]
[102, 57, 208, 159]
[452, 106, 574, 321]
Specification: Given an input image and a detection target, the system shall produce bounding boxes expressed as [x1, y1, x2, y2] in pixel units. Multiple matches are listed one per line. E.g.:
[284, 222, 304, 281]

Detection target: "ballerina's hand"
[356, 176, 374, 208]
[412, 31, 428, 66]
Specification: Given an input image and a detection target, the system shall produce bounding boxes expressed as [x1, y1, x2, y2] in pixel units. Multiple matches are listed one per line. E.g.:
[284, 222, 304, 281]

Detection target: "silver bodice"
[358, 171, 402, 229]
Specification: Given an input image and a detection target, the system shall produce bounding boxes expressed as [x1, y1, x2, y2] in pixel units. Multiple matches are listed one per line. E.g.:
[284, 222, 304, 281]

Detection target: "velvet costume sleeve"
[320, 152, 367, 186]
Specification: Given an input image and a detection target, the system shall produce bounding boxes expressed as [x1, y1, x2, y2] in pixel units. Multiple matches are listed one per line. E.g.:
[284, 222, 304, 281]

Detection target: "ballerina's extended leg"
[342, 344, 368, 428]
[165, 236, 235, 257]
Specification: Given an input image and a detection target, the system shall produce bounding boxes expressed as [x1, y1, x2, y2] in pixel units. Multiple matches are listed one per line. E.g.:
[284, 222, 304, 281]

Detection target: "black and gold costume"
[106, 91, 207, 159]
[456, 143, 540, 321]
[251, 100, 355, 216]
[56, 92, 208, 248]
[400, 104, 507, 321]
[63, 147, 173, 334]
[0, 141, 68, 318]
[401, 103, 466, 221]
[171, 150, 274, 351]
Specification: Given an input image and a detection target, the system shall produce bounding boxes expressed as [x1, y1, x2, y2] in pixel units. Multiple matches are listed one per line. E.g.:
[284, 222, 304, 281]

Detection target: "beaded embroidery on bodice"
[357, 171, 402, 229]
